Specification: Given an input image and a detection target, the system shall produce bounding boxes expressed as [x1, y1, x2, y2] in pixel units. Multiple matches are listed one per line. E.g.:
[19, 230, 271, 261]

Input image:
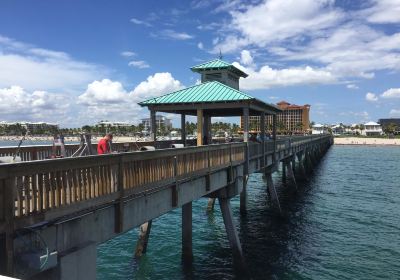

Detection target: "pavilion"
[139, 58, 282, 147]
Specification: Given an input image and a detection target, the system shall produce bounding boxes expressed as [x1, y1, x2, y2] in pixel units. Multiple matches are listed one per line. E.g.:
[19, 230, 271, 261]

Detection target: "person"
[97, 133, 113, 155]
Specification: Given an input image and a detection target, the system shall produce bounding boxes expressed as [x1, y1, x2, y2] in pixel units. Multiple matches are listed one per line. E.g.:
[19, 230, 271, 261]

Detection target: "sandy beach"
[334, 137, 400, 146]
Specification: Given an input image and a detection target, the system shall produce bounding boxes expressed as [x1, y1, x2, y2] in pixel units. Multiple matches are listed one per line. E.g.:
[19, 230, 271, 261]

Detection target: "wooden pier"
[0, 135, 332, 279]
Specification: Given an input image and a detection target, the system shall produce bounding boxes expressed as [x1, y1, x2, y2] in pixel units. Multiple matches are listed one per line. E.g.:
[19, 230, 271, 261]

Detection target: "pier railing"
[0, 135, 331, 231]
[0, 142, 246, 228]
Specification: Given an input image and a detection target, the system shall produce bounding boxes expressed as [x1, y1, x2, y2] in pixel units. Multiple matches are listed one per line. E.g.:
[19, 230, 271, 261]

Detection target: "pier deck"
[0, 135, 332, 279]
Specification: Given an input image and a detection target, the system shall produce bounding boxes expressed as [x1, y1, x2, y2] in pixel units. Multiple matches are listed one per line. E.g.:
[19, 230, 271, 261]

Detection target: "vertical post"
[114, 159, 124, 233]
[150, 110, 156, 143]
[272, 114, 277, 154]
[282, 161, 286, 184]
[266, 172, 281, 213]
[197, 109, 203, 146]
[203, 114, 211, 145]
[182, 202, 193, 264]
[219, 197, 246, 272]
[3, 178, 15, 276]
[260, 112, 265, 168]
[134, 221, 153, 258]
[241, 107, 249, 215]
[181, 114, 186, 146]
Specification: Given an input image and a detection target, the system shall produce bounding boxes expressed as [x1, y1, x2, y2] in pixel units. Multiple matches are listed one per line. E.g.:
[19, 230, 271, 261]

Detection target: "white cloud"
[240, 50, 253, 66]
[0, 86, 69, 122]
[365, 92, 378, 102]
[214, 0, 343, 53]
[0, 35, 105, 92]
[381, 88, 400, 98]
[362, 0, 400, 24]
[121, 51, 136, 57]
[130, 18, 152, 27]
[232, 62, 336, 90]
[78, 79, 129, 106]
[131, 72, 184, 101]
[389, 109, 400, 117]
[197, 42, 204, 50]
[346, 84, 359, 89]
[156, 29, 194, 40]
[128, 60, 150, 69]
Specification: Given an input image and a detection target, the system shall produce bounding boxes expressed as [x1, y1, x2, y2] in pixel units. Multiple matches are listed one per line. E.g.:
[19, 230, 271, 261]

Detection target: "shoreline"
[334, 137, 400, 146]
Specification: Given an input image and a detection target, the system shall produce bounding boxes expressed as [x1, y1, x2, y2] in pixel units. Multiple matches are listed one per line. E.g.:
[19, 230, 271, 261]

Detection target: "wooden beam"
[150, 110, 157, 143]
[197, 109, 203, 146]
[181, 114, 186, 146]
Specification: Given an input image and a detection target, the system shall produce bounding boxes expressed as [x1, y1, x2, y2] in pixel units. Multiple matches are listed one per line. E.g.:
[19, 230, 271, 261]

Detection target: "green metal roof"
[139, 81, 253, 105]
[190, 59, 248, 77]
[191, 59, 231, 70]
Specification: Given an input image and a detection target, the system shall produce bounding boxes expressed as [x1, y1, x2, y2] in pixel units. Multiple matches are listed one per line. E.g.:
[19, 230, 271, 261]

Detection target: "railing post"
[2, 176, 16, 276]
[114, 157, 124, 233]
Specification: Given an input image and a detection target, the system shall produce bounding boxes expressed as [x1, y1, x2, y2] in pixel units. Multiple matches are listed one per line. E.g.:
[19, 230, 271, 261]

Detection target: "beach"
[334, 137, 400, 146]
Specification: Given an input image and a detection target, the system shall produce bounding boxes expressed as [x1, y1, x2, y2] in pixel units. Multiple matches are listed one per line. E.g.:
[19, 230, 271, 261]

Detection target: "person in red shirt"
[97, 133, 113, 155]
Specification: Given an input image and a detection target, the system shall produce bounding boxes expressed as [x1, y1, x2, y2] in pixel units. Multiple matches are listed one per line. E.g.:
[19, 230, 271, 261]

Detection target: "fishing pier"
[1, 59, 333, 279]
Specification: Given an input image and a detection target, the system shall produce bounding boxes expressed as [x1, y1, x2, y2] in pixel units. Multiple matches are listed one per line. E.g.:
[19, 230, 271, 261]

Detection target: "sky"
[0, 0, 399, 127]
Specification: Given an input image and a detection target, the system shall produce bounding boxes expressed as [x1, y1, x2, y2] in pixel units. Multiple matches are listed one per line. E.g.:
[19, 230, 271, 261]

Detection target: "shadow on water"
[239, 154, 330, 280]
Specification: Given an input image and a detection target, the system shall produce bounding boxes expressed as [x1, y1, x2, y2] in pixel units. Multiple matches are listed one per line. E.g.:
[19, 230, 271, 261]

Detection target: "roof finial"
[219, 49, 223, 60]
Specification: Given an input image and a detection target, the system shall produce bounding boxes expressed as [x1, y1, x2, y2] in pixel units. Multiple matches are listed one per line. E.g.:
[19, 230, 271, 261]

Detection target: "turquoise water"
[97, 145, 400, 279]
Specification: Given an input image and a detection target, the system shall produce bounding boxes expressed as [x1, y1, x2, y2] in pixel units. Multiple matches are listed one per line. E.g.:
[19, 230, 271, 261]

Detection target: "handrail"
[0, 135, 332, 231]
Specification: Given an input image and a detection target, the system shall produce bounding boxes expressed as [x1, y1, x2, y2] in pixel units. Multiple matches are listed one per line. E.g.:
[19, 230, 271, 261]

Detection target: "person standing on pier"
[97, 133, 113, 154]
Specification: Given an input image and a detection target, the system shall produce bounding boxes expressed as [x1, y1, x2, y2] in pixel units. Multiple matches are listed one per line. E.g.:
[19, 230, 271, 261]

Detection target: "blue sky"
[0, 0, 399, 127]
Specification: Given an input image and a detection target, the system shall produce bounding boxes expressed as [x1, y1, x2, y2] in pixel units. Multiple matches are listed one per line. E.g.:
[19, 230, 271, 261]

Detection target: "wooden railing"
[0, 135, 332, 230]
[0, 140, 197, 161]
[0, 143, 246, 224]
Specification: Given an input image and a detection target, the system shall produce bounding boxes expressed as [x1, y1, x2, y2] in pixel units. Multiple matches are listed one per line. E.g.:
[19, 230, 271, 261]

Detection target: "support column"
[150, 110, 156, 143]
[181, 114, 186, 146]
[197, 109, 203, 146]
[240, 107, 249, 215]
[218, 197, 246, 272]
[203, 115, 211, 145]
[282, 161, 286, 184]
[260, 112, 266, 168]
[297, 152, 307, 181]
[182, 202, 193, 264]
[266, 172, 281, 213]
[286, 158, 298, 190]
[134, 221, 153, 258]
[291, 156, 296, 175]
[272, 114, 277, 156]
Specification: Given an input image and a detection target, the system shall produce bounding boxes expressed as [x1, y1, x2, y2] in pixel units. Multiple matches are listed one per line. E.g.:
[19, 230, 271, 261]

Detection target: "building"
[312, 124, 328, 134]
[141, 115, 172, 132]
[241, 101, 310, 134]
[0, 121, 58, 134]
[331, 124, 345, 135]
[96, 121, 132, 129]
[362, 121, 383, 136]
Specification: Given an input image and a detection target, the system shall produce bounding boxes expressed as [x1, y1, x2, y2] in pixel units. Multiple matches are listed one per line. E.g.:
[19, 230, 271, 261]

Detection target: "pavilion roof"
[190, 59, 248, 77]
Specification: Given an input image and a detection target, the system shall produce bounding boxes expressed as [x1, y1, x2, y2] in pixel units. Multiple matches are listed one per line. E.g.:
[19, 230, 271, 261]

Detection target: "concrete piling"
[134, 220, 153, 258]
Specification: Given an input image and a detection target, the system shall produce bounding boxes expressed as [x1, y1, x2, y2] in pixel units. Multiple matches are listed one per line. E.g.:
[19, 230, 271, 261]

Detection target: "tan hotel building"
[241, 101, 311, 133]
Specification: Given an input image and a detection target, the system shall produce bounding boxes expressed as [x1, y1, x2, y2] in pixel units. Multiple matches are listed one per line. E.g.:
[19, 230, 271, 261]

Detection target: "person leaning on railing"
[97, 133, 113, 155]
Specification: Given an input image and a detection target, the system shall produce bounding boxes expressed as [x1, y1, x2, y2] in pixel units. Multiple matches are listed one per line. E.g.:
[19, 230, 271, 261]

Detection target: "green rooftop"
[139, 81, 253, 105]
[190, 59, 248, 77]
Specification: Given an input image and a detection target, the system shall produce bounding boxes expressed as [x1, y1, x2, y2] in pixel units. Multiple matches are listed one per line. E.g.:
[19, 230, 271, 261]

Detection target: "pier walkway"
[0, 135, 332, 279]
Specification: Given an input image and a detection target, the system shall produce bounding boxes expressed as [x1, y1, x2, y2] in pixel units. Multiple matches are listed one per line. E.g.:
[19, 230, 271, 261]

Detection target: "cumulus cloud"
[0, 35, 106, 92]
[362, 0, 400, 24]
[78, 79, 129, 106]
[240, 50, 253, 66]
[0, 86, 69, 122]
[365, 92, 378, 102]
[131, 72, 184, 101]
[381, 88, 400, 98]
[232, 62, 336, 90]
[128, 60, 150, 69]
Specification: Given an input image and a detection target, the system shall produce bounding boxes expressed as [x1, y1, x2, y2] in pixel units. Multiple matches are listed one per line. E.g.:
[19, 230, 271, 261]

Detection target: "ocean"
[96, 145, 400, 279]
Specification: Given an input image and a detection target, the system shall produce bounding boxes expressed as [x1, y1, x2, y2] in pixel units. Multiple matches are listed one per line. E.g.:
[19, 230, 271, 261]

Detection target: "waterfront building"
[96, 121, 132, 129]
[141, 115, 172, 132]
[0, 121, 58, 134]
[241, 101, 310, 134]
[362, 121, 383, 136]
[331, 124, 345, 135]
[312, 124, 328, 134]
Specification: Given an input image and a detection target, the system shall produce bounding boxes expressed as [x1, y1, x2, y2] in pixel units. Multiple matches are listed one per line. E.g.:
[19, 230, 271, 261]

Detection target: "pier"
[0, 135, 332, 279]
